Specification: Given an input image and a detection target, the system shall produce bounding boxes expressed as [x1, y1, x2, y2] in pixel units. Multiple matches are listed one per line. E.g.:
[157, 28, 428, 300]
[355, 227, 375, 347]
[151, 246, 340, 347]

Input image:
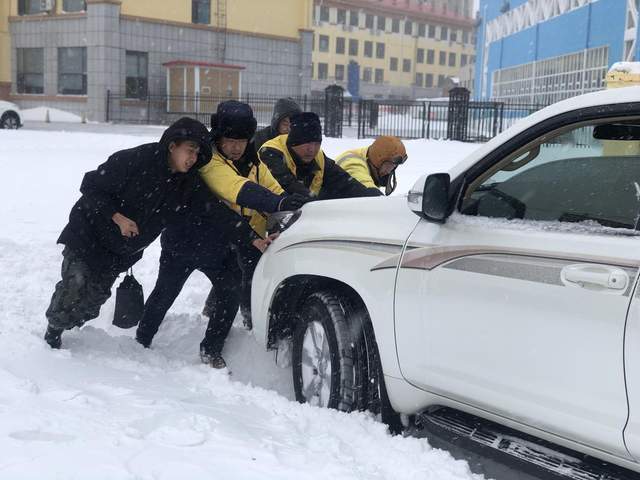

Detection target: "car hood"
[273, 195, 422, 251]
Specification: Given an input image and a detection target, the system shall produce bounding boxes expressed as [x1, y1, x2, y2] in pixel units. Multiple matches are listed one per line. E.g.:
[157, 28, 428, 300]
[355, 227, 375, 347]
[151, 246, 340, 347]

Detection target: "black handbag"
[113, 269, 144, 328]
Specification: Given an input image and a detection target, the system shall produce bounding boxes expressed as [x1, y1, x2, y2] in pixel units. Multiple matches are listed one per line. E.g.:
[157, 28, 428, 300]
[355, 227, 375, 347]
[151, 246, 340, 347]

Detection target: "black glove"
[278, 193, 310, 212]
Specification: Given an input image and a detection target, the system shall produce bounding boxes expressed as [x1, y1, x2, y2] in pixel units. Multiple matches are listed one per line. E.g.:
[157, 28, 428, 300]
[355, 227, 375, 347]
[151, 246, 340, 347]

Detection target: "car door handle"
[560, 264, 628, 291]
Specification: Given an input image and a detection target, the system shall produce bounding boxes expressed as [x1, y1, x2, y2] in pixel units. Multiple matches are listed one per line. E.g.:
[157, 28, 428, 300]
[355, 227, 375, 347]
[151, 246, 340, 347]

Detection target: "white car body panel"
[251, 86, 640, 472]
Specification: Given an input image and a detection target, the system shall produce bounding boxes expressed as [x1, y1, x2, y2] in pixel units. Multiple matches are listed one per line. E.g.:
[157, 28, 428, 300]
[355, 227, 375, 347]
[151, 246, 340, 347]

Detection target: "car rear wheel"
[292, 290, 360, 412]
[0, 112, 20, 129]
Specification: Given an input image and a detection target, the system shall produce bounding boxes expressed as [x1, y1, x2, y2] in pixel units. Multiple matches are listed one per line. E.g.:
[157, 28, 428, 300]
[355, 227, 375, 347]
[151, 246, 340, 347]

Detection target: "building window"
[16, 48, 44, 94]
[376, 42, 385, 59]
[439, 51, 447, 66]
[335, 64, 345, 81]
[319, 35, 329, 52]
[364, 41, 373, 58]
[363, 67, 372, 83]
[438, 74, 445, 87]
[403, 59, 411, 73]
[18, 0, 45, 14]
[462, 29, 470, 45]
[192, 0, 210, 24]
[392, 18, 400, 33]
[461, 54, 468, 67]
[58, 47, 87, 95]
[425, 73, 434, 87]
[318, 63, 328, 80]
[348, 39, 358, 56]
[390, 57, 398, 71]
[337, 9, 346, 25]
[319, 6, 329, 22]
[418, 23, 426, 37]
[417, 48, 424, 64]
[375, 68, 384, 84]
[336, 37, 345, 54]
[404, 20, 412, 35]
[415, 72, 423, 87]
[63, 0, 86, 12]
[377, 16, 385, 31]
[449, 52, 457, 67]
[450, 30, 458, 42]
[440, 26, 448, 41]
[428, 24, 436, 38]
[125, 51, 148, 99]
[427, 49, 435, 64]
[365, 14, 374, 29]
[349, 10, 359, 27]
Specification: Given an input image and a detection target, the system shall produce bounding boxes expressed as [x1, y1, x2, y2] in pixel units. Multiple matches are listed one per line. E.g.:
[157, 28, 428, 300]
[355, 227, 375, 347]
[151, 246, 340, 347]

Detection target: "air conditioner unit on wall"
[41, 0, 55, 12]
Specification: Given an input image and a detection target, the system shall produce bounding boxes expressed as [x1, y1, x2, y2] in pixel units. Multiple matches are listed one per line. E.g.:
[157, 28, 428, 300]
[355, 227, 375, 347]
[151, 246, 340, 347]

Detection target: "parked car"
[0, 101, 22, 129]
[252, 86, 640, 476]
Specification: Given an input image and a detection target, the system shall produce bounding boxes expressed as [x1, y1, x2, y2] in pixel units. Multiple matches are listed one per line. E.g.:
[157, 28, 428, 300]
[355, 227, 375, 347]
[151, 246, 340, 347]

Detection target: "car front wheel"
[292, 290, 360, 412]
[0, 112, 20, 129]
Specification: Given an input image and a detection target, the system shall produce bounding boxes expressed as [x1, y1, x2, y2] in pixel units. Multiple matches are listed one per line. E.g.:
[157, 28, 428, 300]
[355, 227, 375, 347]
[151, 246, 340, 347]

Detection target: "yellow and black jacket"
[335, 147, 379, 189]
[199, 146, 284, 237]
[258, 134, 380, 200]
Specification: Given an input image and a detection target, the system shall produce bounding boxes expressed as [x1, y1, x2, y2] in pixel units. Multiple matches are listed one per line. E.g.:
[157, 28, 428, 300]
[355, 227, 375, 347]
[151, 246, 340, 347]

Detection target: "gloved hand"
[278, 193, 310, 211]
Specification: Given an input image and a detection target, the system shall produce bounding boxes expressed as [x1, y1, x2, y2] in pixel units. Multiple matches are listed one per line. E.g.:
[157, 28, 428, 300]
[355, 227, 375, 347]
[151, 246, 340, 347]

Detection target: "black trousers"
[203, 242, 261, 320]
[46, 247, 120, 331]
[136, 250, 240, 354]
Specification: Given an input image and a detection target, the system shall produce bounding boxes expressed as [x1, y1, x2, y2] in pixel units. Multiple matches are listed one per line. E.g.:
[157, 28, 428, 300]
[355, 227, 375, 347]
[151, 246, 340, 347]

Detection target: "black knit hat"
[287, 112, 322, 147]
[210, 100, 257, 140]
[159, 116, 212, 168]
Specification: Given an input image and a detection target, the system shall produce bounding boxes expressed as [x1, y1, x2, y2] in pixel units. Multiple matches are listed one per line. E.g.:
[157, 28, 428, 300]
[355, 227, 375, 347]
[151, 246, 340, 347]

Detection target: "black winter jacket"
[160, 177, 257, 267]
[58, 118, 212, 273]
[259, 146, 382, 200]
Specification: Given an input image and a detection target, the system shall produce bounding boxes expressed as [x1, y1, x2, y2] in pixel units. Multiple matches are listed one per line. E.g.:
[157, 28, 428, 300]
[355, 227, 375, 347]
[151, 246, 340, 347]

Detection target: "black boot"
[199, 343, 227, 369]
[44, 325, 63, 349]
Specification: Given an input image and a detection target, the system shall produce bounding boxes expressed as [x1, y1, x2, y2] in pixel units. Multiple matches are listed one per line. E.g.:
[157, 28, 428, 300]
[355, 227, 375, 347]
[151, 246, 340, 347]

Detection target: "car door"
[395, 114, 640, 459]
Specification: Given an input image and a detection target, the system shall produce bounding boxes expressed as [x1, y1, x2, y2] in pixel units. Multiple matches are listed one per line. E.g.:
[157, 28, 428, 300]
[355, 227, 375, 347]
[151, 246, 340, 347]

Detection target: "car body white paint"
[251, 86, 640, 473]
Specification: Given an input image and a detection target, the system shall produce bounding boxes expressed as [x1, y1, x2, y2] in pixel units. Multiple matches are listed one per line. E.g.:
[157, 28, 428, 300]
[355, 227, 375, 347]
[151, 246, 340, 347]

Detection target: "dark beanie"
[159, 116, 212, 167]
[210, 100, 257, 141]
[287, 112, 322, 147]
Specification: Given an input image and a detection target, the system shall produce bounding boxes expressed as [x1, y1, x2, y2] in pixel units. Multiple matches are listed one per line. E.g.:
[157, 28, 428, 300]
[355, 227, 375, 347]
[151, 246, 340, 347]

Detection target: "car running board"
[411, 408, 640, 480]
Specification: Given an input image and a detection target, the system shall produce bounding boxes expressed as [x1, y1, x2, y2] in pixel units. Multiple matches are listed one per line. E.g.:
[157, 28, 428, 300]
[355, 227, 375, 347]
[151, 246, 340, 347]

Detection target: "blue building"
[474, 0, 639, 103]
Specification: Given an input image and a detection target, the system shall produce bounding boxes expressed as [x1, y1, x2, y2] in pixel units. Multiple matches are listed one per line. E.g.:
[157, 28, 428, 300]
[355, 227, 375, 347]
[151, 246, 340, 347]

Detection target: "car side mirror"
[422, 173, 451, 223]
[407, 173, 452, 223]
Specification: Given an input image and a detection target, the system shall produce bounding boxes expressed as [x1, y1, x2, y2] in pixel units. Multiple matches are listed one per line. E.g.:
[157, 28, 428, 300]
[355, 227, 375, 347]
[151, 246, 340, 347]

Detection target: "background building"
[1, 0, 313, 121]
[475, 0, 639, 104]
[311, 0, 477, 99]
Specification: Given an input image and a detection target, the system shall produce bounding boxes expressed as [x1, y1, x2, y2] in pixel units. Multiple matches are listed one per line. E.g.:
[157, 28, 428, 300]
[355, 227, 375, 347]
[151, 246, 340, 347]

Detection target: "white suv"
[0, 101, 22, 129]
[251, 87, 640, 476]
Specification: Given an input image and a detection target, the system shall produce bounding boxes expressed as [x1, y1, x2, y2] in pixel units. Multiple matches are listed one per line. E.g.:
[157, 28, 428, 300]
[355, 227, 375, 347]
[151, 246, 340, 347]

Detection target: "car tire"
[292, 290, 360, 412]
[0, 111, 20, 129]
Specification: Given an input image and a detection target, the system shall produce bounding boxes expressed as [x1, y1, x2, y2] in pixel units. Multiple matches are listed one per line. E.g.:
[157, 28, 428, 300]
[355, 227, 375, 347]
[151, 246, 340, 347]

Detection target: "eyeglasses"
[389, 154, 407, 166]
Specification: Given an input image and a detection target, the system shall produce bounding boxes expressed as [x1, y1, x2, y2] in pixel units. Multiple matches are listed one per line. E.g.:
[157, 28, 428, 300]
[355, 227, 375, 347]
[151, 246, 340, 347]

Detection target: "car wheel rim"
[300, 320, 332, 407]
[3, 117, 18, 129]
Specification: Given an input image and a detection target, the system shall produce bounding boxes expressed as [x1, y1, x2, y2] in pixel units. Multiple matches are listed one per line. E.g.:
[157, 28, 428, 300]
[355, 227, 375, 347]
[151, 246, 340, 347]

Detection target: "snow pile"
[20, 106, 83, 123]
[0, 129, 482, 479]
[608, 62, 640, 75]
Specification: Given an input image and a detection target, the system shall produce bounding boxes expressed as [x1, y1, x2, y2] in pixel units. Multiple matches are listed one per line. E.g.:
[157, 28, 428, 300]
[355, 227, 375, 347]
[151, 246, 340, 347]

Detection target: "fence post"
[146, 93, 151, 125]
[421, 101, 426, 139]
[357, 99, 362, 139]
[324, 84, 344, 138]
[426, 102, 432, 139]
[106, 89, 111, 123]
[498, 102, 504, 135]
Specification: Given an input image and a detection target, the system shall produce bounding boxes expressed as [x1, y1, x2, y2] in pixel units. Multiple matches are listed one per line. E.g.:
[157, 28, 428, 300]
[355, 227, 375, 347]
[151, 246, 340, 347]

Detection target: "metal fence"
[106, 90, 544, 143]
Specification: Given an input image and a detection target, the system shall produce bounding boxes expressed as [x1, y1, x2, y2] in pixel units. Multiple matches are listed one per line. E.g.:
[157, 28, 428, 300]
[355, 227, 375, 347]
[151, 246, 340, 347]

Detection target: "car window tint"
[460, 121, 640, 230]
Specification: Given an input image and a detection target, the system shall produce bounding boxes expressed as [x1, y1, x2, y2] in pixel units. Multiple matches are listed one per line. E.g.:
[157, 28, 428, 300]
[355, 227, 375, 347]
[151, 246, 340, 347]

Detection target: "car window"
[460, 119, 640, 230]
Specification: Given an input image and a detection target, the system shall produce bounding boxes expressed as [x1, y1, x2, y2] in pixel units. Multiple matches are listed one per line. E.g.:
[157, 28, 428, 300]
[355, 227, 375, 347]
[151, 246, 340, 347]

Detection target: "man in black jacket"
[135, 178, 273, 369]
[253, 97, 301, 151]
[258, 112, 382, 200]
[44, 117, 212, 349]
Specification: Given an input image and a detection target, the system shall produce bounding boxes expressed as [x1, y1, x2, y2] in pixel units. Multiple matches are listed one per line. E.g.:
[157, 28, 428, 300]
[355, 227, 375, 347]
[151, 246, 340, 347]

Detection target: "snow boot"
[199, 345, 227, 370]
[44, 325, 63, 349]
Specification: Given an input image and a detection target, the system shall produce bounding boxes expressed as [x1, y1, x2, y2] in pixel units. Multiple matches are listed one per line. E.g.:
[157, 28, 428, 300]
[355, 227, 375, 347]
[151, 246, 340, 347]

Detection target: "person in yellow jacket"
[335, 136, 408, 196]
[258, 112, 382, 199]
[199, 101, 308, 334]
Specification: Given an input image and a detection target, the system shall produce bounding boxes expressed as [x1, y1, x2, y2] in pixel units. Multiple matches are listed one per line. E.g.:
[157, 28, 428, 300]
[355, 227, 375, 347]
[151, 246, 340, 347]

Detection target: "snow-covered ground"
[0, 127, 481, 480]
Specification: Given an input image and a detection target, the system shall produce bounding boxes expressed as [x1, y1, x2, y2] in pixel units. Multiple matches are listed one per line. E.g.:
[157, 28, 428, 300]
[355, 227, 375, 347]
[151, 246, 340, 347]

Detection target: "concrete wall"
[0, 1, 10, 98]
